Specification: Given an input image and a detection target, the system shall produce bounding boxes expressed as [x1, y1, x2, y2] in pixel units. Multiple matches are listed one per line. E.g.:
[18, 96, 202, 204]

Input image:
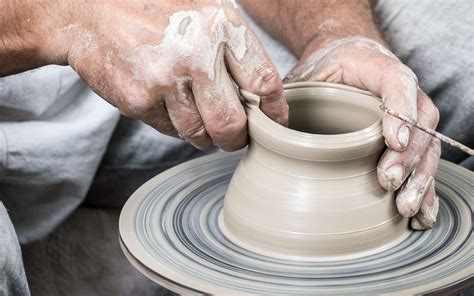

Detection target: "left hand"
[285, 36, 441, 230]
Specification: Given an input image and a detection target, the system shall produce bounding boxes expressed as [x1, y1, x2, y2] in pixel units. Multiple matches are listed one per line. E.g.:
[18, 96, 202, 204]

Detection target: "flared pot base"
[119, 151, 473, 295]
[219, 210, 411, 261]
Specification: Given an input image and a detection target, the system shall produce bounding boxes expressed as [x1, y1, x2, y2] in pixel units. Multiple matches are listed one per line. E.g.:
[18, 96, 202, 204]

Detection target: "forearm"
[0, 0, 67, 77]
[240, 0, 384, 57]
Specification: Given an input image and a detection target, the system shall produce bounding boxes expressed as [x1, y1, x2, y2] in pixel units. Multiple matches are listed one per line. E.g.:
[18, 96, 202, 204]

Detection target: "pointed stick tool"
[379, 104, 473, 156]
[238, 85, 473, 156]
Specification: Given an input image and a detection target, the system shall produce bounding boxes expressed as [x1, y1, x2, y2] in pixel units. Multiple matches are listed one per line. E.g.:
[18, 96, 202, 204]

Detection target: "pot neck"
[243, 82, 385, 162]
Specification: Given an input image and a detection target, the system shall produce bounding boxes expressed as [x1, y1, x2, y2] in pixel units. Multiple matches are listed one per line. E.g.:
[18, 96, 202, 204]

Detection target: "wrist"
[300, 33, 388, 62]
[0, 1, 77, 76]
[288, 1, 386, 57]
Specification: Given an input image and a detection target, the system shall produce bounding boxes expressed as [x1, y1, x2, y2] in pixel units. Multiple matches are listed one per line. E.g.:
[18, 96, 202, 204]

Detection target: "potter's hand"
[285, 36, 441, 230]
[0, 0, 287, 151]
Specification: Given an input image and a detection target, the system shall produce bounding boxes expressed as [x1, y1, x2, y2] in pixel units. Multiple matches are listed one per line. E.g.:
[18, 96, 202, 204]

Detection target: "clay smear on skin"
[381, 164, 405, 192]
[398, 175, 434, 217]
[421, 194, 439, 223]
[387, 63, 418, 120]
[217, 0, 238, 9]
[378, 150, 422, 192]
[290, 36, 418, 125]
[61, 24, 98, 59]
[317, 18, 342, 32]
[127, 6, 247, 87]
[291, 36, 422, 184]
[288, 36, 399, 82]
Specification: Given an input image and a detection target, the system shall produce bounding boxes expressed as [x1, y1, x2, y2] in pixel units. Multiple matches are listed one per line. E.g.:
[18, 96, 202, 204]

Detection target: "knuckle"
[249, 66, 282, 96]
[389, 63, 418, 82]
[420, 99, 440, 128]
[380, 58, 398, 72]
[428, 104, 440, 127]
[403, 66, 418, 82]
[181, 124, 207, 140]
[122, 91, 156, 118]
[208, 116, 246, 142]
[382, 63, 419, 97]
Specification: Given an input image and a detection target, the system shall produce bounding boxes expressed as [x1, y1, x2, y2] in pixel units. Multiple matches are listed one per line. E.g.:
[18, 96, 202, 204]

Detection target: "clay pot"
[221, 82, 410, 260]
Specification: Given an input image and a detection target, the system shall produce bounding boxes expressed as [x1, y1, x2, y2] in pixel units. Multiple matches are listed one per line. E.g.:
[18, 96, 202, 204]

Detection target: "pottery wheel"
[119, 151, 473, 294]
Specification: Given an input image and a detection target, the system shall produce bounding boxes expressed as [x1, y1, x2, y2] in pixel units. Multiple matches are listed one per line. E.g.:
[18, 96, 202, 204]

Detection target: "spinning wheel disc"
[119, 151, 473, 294]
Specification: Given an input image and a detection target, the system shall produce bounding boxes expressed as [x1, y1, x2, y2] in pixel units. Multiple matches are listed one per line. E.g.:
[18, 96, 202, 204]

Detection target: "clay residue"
[127, 6, 247, 88]
[397, 125, 411, 148]
[177, 16, 192, 35]
[60, 24, 98, 60]
[287, 36, 398, 81]
[397, 176, 434, 217]
[317, 18, 341, 32]
[381, 164, 405, 192]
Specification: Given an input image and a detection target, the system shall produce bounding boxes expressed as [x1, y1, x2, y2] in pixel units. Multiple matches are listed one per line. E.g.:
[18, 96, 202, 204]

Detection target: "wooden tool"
[237, 82, 474, 156]
[379, 104, 474, 156]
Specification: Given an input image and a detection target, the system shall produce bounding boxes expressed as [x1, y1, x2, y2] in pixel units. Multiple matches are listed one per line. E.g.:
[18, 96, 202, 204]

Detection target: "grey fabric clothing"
[373, 0, 474, 169]
[0, 202, 29, 296]
[0, 66, 120, 244]
[84, 117, 214, 208]
[21, 207, 176, 296]
[0, 0, 473, 295]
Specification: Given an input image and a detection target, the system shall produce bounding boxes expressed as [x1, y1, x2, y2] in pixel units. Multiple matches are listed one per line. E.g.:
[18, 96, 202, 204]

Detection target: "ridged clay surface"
[223, 82, 409, 259]
[119, 152, 473, 294]
[119, 82, 473, 294]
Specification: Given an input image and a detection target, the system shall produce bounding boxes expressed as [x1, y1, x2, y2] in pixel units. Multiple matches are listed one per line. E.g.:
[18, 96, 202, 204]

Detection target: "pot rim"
[245, 82, 384, 161]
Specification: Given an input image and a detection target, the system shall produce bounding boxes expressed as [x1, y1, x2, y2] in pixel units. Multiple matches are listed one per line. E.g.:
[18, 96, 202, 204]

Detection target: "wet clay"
[118, 82, 473, 294]
[222, 82, 410, 259]
[119, 151, 473, 294]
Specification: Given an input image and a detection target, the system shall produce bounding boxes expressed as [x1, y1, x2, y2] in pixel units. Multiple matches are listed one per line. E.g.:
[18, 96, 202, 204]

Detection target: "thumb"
[223, 20, 288, 126]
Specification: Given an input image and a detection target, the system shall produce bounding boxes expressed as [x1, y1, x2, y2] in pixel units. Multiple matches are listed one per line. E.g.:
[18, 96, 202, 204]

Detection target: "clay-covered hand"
[43, 0, 287, 151]
[285, 36, 441, 230]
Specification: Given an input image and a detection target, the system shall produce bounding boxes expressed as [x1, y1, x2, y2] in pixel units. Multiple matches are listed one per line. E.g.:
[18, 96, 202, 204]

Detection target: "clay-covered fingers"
[410, 181, 439, 230]
[83, 1, 289, 152]
[396, 138, 441, 226]
[165, 82, 213, 149]
[223, 15, 288, 126]
[377, 90, 440, 192]
[192, 56, 248, 152]
[380, 64, 419, 151]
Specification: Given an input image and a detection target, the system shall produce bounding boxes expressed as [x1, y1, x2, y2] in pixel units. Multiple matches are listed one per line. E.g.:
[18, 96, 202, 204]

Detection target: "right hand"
[42, 0, 288, 151]
[285, 36, 441, 230]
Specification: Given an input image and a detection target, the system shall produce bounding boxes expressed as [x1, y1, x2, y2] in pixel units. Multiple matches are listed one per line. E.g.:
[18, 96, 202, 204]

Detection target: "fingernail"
[421, 194, 439, 225]
[397, 176, 434, 217]
[256, 68, 277, 93]
[384, 165, 405, 191]
[411, 217, 425, 230]
[397, 124, 411, 149]
[413, 194, 439, 230]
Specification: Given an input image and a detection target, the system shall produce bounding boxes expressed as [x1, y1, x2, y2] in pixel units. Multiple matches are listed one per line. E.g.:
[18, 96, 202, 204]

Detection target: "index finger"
[379, 63, 418, 151]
